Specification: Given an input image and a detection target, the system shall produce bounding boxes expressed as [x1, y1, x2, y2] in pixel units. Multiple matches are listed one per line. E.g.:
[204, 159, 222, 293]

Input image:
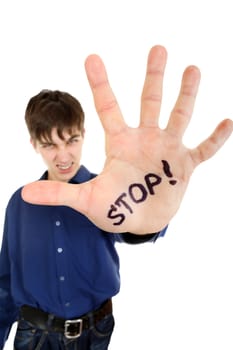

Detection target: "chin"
[60, 170, 77, 182]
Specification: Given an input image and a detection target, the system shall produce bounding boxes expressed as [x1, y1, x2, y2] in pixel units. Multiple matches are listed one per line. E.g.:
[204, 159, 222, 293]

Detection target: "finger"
[140, 45, 167, 127]
[190, 118, 233, 166]
[85, 54, 126, 134]
[21, 181, 90, 215]
[166, 65, 201, 138]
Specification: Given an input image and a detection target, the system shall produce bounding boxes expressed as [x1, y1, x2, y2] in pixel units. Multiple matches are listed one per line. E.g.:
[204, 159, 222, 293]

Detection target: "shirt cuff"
[120, 225, 168, 244]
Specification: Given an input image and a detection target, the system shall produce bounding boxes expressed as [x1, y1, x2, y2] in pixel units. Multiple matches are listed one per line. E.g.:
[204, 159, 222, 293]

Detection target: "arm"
[0, 216, 18, 349]
[22, 45, 233, 234]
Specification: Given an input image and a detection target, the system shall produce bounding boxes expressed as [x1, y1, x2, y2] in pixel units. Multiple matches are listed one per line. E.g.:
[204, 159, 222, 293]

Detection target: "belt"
[20, 299, 112, 339]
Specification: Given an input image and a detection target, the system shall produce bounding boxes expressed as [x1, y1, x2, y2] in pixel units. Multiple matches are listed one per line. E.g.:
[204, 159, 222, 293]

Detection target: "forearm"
[0, 276, 19, 348]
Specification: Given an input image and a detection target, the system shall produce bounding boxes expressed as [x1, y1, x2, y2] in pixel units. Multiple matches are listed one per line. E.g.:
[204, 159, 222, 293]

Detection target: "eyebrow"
[39, 133, 82, 145]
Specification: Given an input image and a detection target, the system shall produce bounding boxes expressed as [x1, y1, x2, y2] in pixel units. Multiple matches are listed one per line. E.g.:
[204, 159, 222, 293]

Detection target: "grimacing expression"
[32, 127, 84, 182]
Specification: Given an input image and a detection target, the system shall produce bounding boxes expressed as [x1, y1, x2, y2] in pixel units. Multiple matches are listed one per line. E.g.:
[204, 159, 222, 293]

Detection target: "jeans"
[14, 314, 115, 350]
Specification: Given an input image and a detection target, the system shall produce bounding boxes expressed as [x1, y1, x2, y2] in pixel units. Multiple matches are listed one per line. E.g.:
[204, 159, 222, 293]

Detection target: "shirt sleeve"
[117, 225, 168, 244]
[0, 213, 19, 349]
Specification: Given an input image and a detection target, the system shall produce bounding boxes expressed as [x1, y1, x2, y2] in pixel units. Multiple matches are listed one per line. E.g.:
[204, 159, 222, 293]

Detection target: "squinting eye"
[68, 138, 79, 144]
[40, 143, 55, 149]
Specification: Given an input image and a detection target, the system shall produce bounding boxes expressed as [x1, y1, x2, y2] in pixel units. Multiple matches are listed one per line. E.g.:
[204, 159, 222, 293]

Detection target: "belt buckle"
[64, 319, 83, 339]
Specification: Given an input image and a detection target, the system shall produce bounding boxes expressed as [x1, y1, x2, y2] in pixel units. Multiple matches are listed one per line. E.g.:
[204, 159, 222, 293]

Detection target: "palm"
[22, 46, 232, 234]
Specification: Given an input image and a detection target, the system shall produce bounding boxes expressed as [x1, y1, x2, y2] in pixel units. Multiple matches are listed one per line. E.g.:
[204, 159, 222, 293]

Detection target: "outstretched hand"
[22, 45, 232, 234]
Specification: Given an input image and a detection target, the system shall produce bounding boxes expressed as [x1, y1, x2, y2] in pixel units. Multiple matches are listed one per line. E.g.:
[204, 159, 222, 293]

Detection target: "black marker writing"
[115, 193, 133, 213]
[145, 173, 162, 194]
[107, 173, 162, 226]
[129, 183, 148, 203]
[107, 204, 125, 226]
[162, 160, 177, 185]
[107, 160, 177, 226]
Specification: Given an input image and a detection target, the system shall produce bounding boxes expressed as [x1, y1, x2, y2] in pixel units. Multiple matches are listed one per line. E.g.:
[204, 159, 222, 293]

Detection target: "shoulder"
[7, 186, 23, 203]
[71, 165, 97, 184]
[5, 186, 24, 211]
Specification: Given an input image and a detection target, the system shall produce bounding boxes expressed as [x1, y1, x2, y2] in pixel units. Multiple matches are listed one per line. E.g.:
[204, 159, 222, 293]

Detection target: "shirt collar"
[40, 165, 94, 184]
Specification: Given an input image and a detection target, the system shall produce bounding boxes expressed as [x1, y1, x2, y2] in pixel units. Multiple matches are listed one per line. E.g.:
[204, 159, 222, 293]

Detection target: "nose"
[55, 145, 70, 162]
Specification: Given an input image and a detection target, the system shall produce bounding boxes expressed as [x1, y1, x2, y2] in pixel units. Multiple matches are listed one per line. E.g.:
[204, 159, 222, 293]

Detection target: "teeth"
[58, 163, 72, 170]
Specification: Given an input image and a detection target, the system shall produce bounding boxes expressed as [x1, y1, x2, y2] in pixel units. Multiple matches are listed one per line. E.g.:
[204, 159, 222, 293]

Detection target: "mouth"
[57, 162, 74, 171]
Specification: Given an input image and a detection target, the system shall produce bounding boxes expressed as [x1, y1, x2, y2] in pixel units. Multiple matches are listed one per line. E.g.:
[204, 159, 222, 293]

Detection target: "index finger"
[85, 54, 126, 134]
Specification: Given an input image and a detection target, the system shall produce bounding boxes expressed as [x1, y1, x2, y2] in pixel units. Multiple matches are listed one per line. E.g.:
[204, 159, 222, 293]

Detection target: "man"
[0, 45, 232, 350]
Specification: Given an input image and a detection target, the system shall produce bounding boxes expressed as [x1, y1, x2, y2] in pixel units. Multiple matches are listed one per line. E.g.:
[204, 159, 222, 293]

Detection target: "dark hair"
[25, 90, 85, 142]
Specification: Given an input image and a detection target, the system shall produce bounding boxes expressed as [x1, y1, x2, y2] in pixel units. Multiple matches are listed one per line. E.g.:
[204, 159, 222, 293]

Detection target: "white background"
[0, 1, 232, 349]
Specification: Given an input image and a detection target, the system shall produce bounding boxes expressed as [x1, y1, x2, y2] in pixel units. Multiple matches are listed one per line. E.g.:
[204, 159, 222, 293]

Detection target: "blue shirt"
[0, 165, 167, 347]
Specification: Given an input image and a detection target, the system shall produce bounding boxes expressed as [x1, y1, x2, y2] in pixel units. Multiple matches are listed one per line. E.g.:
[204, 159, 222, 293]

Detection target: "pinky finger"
[190, 118, 233, 166]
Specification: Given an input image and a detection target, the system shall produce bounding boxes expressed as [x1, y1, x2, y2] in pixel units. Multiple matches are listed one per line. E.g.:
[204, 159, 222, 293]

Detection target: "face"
[32, 127, 84, 182]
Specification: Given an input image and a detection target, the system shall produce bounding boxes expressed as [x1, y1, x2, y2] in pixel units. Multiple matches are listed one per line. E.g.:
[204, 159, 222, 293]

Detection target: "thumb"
[21, 180, 89, 214]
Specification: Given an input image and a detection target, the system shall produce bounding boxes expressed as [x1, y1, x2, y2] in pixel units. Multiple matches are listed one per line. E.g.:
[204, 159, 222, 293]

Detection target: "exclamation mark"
[161, 160, 177, 185]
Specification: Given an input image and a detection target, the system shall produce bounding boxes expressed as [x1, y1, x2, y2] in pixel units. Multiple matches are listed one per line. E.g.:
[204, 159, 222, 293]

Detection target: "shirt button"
[65, 302, 70, 307]
[55, 221, 61, 226]
[59, 276, 65, 281]
[57, 248, 63, 253]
